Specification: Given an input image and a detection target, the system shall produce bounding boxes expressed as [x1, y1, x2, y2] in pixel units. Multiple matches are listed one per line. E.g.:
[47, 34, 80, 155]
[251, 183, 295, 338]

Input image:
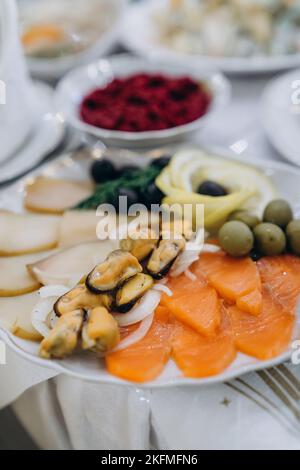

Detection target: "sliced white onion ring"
[170, 242, 221, 278]
[32, 285, 68, 337]
[202, 243, 221, 253]
[31, 298, 58, 338]
[170, 246, 201, 277]
[38, 285, 69, 299]
[153, 283, 173, 297]
[113, 290, 161, 327]
[111, 312, 154, 353]
[184, 269, 197, 282]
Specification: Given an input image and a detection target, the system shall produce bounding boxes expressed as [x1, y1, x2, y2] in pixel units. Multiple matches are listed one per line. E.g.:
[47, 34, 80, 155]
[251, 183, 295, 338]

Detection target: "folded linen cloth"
[7, 359, 300, 450]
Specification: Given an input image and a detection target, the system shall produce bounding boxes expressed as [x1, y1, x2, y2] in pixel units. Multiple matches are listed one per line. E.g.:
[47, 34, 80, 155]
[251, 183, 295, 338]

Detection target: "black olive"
[90, 159, 119, 184]
[116, 187, 140, 210]
[197, 180, 228, 197]
[151, 155, 172, 170]
[249, 249, 262, 262]
[142, 182, 165, 207]
[120, 165, 139, 175]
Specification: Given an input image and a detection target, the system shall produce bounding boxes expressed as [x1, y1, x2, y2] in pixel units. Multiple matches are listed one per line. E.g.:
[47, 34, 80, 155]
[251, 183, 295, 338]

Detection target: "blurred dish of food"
[80, 73, 211, 133]
[18, 0, 126, 79]
[156, 0, 300, 58]
[121, 0, 300, 73]
[55, 55, 230, 148]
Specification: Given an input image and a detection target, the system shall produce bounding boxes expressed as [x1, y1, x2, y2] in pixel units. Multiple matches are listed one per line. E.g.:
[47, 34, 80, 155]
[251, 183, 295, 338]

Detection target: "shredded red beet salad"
[80, 73, 211, 132]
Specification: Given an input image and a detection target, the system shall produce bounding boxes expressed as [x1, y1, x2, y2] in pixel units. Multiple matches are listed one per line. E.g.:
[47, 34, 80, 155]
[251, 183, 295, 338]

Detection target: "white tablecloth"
[2, 76, 300, 450]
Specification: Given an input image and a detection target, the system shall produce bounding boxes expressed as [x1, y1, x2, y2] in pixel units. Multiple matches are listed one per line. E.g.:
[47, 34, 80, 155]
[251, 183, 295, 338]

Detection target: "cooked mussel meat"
[161, 218, 193, 241]
[86, 250, 142, 294]
[147, 237, 185, 279]
[120, 227, 159, 261]
[54, 285, 112, 316]
[40, 309, 84, 359]
[81, 306, 120, 353]
[115, 273, 154, 313]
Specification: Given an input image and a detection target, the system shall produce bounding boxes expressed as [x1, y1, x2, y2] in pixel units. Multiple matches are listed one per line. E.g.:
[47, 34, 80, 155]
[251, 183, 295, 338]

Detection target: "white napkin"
[13, 375, 151, 450]
[0, 345, 57, 409]
[9, 362, 300, 450]
[151, 366, 300, 450]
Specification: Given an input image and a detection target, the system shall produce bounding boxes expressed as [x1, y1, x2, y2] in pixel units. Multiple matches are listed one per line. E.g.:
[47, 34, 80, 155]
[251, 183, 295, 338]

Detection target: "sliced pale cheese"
[0, 291, 42, 341]
[58, 211, 99, 247]
[24, 177, 93, 215]
[27, 240, 116, 286]
[0, 212, 60, 256]
[58, 211, 128, 247]
[0, 251, 54, 296]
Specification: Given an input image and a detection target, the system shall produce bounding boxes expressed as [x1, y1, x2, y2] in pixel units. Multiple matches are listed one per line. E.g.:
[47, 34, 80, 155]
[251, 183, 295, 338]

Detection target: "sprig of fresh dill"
[75, 165, 162, 210]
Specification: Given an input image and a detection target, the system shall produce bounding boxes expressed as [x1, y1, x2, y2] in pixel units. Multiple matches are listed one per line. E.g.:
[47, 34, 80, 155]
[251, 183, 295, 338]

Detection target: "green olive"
[218, 221, 254, 257]
[286, 220, 300, 255]
[263, 199, 293, 228]
[253, 223, 286, 256]
[228, 210, 260, 229]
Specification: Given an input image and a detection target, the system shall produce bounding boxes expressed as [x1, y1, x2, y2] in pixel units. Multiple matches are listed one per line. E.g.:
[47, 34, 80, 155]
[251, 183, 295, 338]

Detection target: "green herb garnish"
[75, 165, 162, 210]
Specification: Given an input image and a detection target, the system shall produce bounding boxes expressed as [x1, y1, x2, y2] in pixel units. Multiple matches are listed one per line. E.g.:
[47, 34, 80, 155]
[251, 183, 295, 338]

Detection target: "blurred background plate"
[17, 0, 127, 81]
[121, 0, 300, 75]
[261, 68, 300, 167]
[0, 82, 65, 184]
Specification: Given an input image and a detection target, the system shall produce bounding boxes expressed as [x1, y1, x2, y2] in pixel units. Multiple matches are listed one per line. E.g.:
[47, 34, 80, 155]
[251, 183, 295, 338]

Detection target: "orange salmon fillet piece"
[192, 252, 262, 316]
[171, 304, 236, 378]
[258, 255, 300, 311]
[106, 306, 173, 383]
[227, 288, 295, 360]
[161, 274, 221, 336]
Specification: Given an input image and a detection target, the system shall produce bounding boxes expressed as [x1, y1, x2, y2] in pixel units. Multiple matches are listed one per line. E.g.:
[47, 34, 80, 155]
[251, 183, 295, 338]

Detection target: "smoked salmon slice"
[192, 252, 262, 316]
[258, 255, 300, 311]
[171, 304, 236, 378]
[161, 274, 221, 336]
[236, 289, 262, 316]
[106, 307, 173, 383]
[227, 288, 295, 360]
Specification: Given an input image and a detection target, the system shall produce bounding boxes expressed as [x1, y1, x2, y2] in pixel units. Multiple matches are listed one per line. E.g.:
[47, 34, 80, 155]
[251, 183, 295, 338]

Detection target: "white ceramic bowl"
[261, 68, 300, 167]
[55, 54, 231, 148]
[18, 0, 127, 81]
[0, 0, 36, 162]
